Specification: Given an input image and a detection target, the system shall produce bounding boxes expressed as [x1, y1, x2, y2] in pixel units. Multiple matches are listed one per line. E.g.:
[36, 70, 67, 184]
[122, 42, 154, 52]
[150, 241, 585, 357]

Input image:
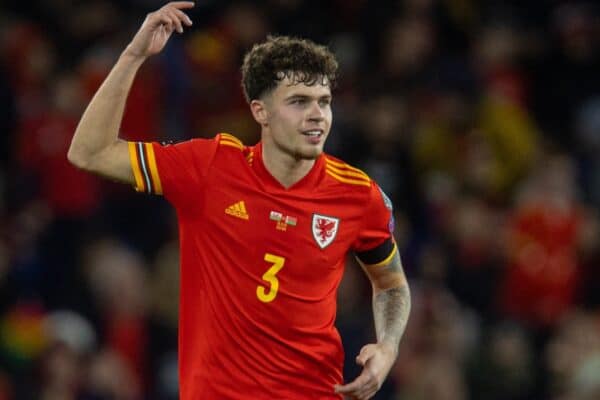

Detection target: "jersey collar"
[251, 142, 325, 192]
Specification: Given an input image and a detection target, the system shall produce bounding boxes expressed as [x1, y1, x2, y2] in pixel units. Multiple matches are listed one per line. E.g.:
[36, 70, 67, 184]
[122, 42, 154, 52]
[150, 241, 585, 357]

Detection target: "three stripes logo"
[225, 201, 249, 220]
[324, 157, 371, 187]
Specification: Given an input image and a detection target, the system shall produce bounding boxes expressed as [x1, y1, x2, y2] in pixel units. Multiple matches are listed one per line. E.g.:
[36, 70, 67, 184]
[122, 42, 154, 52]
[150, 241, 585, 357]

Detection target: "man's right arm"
[67, 54, 144, 183]
[67, 2, 194, 183]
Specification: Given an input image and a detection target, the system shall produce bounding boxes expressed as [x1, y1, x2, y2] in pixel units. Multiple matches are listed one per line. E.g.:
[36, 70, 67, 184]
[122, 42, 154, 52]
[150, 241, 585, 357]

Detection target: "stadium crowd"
[0, 0, 599, 399]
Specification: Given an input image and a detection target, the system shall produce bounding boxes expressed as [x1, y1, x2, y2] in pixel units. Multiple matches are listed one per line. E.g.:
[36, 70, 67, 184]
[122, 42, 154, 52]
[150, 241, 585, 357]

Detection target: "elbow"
[67, 145, 90, 171]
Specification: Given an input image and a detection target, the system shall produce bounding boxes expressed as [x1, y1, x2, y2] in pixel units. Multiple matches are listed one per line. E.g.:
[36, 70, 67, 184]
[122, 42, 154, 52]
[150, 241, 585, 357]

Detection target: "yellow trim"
[144, 143, 163, 195]
[325, 157, 368, 176]
[128, 142, 145, 192]
[368, 243, 398, 267]
[220, 140, 243, 150]
[220, 133, 243, 146]
[325, 170, 372, 187]
[220, 132, 241, 141]
[325, 162, 370, 181]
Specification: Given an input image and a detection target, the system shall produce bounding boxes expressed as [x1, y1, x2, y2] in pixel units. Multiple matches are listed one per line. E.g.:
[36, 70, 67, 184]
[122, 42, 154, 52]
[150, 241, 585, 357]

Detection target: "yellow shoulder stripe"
[220, 133, 243, 146]
[220, 132, 240, 140]
[128, 142, 145, 192]
[325, 157, 368, 176]
[219, 133, 244, 150]
[127, 141, 163, 195]
[325, 162, 370, 181]
[326, 169, 372, 187]
[144, 143, 163, 195]
[220, 140, 244, 150]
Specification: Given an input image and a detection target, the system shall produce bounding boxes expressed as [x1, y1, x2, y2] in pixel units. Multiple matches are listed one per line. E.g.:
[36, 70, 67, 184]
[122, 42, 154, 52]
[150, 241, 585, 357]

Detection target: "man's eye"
[319, 99, 331, 107]
[292, 99, 306, 105]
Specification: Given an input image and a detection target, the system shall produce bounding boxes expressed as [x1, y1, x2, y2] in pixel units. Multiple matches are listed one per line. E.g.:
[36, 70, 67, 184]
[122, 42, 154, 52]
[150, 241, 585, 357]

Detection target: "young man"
[68, 2, 410, 399]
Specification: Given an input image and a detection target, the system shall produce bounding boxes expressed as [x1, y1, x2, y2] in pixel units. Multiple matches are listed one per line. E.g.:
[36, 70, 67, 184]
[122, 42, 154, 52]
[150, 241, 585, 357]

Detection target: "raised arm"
[67, 2, 194, 182]
[335, 247, 411, 400]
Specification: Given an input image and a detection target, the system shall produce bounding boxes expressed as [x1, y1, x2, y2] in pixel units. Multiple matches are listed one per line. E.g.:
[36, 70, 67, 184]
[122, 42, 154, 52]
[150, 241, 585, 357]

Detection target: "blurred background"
[0, 0, 599, 399]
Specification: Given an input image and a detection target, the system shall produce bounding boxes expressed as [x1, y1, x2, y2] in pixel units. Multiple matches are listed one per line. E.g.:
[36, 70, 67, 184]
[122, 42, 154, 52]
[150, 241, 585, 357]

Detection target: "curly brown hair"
[241, 35, 338, 103]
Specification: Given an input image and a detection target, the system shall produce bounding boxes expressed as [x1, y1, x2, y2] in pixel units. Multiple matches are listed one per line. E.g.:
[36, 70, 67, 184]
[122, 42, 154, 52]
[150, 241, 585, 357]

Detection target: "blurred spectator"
[16, 72, 102, 218]
[182, 2, 266, 142]
[43, 310, 97, 356]
[532, 2, 600, 149]
[499, 153, 586, 328]
[377, 14, 437, 95]
[357, 93, 415, 208]
[446, 194, 504, 316]
[83, 238, 149, 391]
[147, 240, 179, 398]
[392, 281, 473, 400]
[545, 310, 600, 399]
[36, 342, 81, 400]
[467, 322, 535, 399]
[81, 349, 140, 400]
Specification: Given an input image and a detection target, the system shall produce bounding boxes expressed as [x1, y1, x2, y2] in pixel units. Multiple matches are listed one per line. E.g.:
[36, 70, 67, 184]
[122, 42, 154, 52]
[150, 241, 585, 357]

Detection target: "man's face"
[259, 75, 332, 160]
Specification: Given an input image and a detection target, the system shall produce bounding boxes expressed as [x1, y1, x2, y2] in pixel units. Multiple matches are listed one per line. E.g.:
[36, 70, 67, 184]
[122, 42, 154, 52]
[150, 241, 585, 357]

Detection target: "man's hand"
[123, 1, 194, 60]
[334, 342, 397, 400]
[69, 2, 194, 181]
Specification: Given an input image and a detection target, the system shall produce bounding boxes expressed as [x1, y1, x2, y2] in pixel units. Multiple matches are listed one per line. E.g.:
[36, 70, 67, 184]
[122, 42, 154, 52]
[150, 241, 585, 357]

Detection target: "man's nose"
[307, 101, 325, 121]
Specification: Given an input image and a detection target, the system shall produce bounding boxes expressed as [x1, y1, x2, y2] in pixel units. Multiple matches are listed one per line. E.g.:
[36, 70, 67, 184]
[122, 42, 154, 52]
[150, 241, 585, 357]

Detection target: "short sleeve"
[352, 182, 397, 265]
[128, 138, 218, 205]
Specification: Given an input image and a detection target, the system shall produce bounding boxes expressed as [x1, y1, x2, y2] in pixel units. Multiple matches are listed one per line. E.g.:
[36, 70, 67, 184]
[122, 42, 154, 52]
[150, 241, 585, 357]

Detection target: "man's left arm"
[335, 245, 411, 400]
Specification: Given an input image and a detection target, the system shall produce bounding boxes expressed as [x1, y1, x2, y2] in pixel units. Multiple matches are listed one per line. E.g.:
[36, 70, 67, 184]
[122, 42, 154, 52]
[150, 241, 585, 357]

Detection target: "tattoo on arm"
[372, 253, 411, 353]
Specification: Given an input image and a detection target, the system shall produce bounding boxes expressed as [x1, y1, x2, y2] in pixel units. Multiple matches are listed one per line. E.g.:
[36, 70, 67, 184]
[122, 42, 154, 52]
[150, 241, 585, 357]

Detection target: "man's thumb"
[356, 344, 376, 366]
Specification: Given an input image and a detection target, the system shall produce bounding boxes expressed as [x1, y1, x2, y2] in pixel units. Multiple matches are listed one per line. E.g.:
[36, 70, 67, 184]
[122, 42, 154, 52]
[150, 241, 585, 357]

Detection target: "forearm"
[68, 53, 145, 168]
[372, 282, 411, 354]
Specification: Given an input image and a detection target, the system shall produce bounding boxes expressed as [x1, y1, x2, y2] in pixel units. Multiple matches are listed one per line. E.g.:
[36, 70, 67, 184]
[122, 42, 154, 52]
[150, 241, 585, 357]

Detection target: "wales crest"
[312, 214, 340, 249]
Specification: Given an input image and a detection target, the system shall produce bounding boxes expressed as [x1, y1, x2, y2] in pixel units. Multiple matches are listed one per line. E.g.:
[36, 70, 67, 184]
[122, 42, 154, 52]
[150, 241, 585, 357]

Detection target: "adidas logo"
[225, 201, 249, 220]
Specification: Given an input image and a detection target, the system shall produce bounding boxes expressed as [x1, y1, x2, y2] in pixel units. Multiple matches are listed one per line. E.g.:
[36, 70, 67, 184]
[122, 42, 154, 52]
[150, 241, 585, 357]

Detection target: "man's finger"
[356, 345, 376, 366]
[165, 1, 195, 10]
[353, 379, 379, 400]
[155, 10, 175, 28]
[173, 8, 193, 26]
[166, 9, 183, 33]
[334, 371, 371, 394]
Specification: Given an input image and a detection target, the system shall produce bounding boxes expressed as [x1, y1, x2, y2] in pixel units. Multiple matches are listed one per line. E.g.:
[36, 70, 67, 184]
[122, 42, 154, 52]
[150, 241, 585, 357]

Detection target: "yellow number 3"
[256, 253, 285, 303]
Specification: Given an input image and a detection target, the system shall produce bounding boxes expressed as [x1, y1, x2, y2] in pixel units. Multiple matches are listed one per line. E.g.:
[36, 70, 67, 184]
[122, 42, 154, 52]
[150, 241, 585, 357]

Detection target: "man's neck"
[261, 143, 316, 189]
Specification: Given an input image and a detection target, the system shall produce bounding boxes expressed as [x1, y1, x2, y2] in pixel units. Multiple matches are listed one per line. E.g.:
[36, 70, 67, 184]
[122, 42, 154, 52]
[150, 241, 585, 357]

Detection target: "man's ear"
[250, 100, 269, 127]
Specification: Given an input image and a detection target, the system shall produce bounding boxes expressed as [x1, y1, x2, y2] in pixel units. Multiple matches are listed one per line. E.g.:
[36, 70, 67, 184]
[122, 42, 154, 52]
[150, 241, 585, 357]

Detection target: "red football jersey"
[129, 133, 396, 399]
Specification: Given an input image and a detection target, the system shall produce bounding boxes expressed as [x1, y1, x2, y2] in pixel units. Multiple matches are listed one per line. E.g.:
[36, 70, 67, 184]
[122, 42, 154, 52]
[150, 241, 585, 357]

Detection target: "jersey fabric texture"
[128, 133, 396, 400]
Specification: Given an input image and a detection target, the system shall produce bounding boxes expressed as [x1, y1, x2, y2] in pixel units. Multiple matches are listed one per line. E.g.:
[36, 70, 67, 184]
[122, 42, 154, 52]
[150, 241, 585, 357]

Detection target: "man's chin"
[295, 146, 323, 160]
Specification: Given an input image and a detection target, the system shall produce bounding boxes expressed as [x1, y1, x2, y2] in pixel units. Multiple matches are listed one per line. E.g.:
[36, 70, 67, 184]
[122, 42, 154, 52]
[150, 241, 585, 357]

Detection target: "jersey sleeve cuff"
[355, 238, 397, 266]
[128, 141, 163, 195]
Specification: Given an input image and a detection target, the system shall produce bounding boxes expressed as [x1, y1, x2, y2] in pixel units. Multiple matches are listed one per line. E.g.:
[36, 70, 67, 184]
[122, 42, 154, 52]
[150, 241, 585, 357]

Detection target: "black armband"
[355, 238, 396, 266]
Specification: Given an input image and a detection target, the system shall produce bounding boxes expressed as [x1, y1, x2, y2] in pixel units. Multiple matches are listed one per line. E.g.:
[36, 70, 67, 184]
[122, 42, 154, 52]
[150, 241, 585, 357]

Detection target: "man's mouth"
[301, 130, 323, 137]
